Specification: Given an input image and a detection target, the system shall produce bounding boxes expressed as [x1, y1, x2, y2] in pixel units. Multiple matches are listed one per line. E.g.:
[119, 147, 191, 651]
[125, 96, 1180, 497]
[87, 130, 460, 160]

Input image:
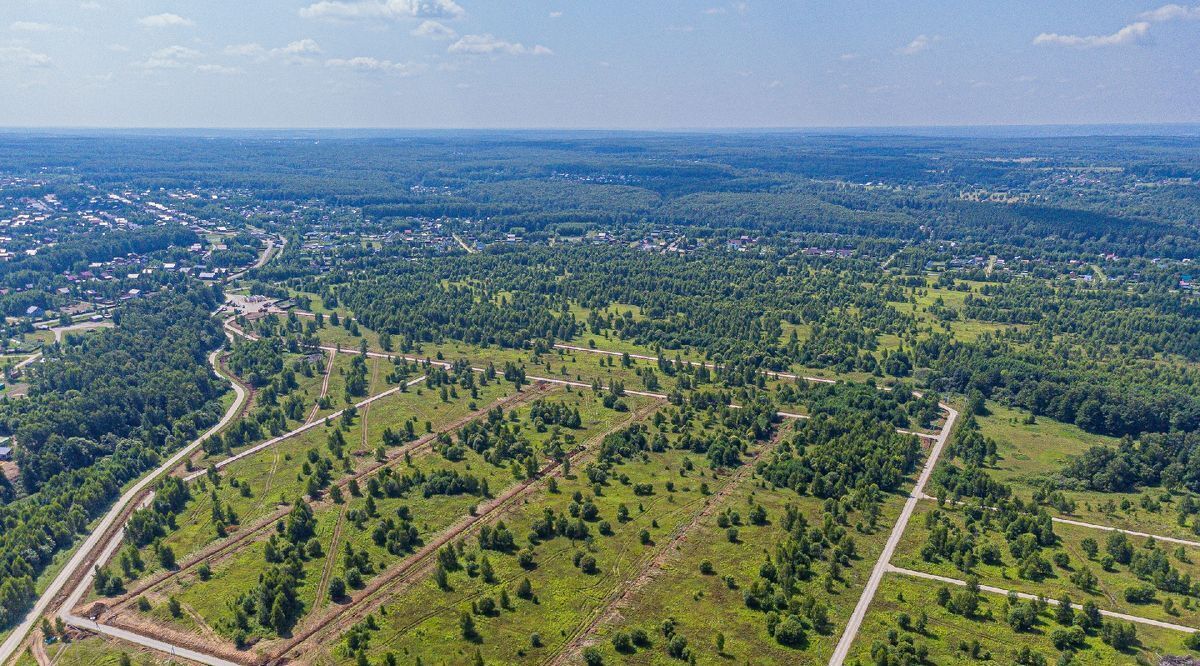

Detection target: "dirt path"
[304, 349, 334, 425]
[548, 428, 789, 665]
[359, 358, 381, 451]
[314, 506, 347, 607]
[29, 631, 50, 666]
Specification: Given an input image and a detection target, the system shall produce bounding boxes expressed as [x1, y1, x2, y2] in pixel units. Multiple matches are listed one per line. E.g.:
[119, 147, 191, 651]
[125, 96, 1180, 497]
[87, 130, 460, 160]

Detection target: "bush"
[1100, 620, 1137, 650]
[1051, 626, 1085, 650]
[666, 635, 689, 660]
[582, 647, 604, 665]
[699, 560, 715, 575]
[1186, 630, 1200, 651]
[1123, 585, 1155, 604]
[774, 614, 807, 647]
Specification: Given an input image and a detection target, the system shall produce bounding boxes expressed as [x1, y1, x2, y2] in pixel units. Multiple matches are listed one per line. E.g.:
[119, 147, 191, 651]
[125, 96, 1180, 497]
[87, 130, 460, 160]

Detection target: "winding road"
[0, 347, 248, 666]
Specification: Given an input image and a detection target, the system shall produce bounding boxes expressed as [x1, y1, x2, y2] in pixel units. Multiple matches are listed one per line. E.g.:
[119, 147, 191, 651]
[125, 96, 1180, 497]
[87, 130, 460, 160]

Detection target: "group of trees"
[762, 413, 921, 501]
[1061, 430, 1200, 493]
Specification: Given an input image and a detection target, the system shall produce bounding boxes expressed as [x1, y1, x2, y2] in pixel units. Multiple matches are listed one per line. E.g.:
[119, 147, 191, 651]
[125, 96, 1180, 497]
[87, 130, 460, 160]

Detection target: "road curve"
[0, 346, 248, 666]
[828, 401, 959, 665]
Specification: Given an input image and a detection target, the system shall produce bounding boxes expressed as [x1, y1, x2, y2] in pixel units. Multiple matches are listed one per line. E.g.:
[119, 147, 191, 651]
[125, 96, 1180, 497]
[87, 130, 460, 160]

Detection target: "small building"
[0, 446, 12, 461]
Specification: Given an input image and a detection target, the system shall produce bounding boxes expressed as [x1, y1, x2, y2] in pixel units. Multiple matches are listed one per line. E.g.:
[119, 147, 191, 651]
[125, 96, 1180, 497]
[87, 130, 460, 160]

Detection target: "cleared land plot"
[115, 389, 648, 655]
[846, 572, 1198, 665]
[585, 469, 909, 664]
[325, 418, 836, 665]
[895, 500, 1200, 630]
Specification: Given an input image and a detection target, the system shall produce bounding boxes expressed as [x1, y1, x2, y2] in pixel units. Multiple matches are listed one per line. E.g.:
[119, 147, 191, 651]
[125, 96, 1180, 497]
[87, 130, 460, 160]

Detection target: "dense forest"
[0, 286, 226, 629]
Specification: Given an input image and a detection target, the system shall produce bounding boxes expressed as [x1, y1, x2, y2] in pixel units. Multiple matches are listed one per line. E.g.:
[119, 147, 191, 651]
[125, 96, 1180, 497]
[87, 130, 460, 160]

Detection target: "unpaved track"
[314, 506, 348, 607]
[303, 349, 334, 424]
[270, 399, 667, 664]
[548, 428, 788, 665]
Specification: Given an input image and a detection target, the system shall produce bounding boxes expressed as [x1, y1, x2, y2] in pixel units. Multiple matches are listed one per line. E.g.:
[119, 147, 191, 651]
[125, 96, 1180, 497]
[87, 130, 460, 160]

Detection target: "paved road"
[828, 401, 959, 665]
[1050, 515, 1200, 548]
[0, 347, 248, 666]
[227, 235, 284, 281]
[889, 565, 1198, 634]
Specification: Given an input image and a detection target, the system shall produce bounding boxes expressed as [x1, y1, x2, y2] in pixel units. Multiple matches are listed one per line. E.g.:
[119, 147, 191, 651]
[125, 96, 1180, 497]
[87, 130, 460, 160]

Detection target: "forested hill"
[0, 286, 227, 630]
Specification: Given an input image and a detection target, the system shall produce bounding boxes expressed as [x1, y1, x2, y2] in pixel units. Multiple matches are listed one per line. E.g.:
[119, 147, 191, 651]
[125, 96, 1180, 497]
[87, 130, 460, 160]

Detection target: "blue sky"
[0, 1, 1197, 128]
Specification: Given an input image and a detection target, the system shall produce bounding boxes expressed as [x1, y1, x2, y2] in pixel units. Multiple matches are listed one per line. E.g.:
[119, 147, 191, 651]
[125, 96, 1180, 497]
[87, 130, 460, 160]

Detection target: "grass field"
[587, 468, 909, 664]
[136, 377, 521, 569]
[846, 572, 1198, 665]
[124, 389, 653, 648]
[895, 500, 1200, 630]
[976, 402, 1200, 540]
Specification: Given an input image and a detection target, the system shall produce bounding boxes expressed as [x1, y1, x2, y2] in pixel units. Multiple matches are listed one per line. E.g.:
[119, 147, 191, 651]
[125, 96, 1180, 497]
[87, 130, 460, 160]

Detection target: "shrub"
[774, 614, 807, 647]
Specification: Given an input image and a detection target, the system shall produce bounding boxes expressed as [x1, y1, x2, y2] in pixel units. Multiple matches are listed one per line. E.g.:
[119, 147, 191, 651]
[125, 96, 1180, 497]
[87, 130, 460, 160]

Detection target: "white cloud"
[80, 1, 102, 8]
[412, 20, 456, 40]
[548, 11, 563, 18]
[325, 56, 425, 75]
[702, 7, 727, 14]
[138, 13, 194, 28]
[839, 52, 860, 61]
[300, 0, 463, 21]
[226, 39, 321, 61]
[897, 34, 937, 55]
[10, 21, 59, 32]
[1033, 21, 1149, 48]
[196, 64, 243, 75]
[137, 45, 201, 69]
[1138, 4, 1200, 21]
[448, 34, 552, 55]
[0, 45, 52, 67]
